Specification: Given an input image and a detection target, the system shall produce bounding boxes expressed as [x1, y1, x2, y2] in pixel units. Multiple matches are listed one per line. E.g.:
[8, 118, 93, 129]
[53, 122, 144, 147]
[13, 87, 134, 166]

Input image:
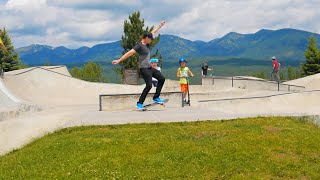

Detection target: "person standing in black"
[112, 21, 166, 109]
[201, 62, 213, 77]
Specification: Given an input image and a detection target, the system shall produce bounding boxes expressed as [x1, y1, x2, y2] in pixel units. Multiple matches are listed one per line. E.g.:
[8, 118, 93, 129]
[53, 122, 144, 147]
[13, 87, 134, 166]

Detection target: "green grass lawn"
[1, 117, 319, 179]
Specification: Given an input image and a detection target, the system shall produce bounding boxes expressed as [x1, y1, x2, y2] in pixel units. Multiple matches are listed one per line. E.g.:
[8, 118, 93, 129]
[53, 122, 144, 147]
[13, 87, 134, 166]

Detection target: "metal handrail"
[198, 89, 320, 103]
[204, 75, 305, 90]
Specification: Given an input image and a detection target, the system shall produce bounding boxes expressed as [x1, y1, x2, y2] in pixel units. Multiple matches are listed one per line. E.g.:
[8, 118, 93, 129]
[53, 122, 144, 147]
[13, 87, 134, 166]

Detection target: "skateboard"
[139, 99, 169, 111]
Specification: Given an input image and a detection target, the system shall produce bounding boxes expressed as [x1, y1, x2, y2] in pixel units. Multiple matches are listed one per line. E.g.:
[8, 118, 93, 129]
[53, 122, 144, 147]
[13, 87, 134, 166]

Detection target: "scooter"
[183, 76, 191, 107]
[187, 77, 191, 106]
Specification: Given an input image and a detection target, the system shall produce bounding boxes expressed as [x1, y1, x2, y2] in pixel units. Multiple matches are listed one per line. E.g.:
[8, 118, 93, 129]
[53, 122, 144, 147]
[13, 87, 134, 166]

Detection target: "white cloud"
[50, 0, 140, 7]
[5, 0, 46, 9]
[1, 0, 125, 47]
[164, 0, 320, 40]
[1, 0, 320, 48]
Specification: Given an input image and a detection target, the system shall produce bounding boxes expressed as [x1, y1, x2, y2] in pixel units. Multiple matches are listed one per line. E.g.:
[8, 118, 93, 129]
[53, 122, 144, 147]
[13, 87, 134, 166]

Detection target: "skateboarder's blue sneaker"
[153, 97, 165, 104]
[136, 103, 145, 109]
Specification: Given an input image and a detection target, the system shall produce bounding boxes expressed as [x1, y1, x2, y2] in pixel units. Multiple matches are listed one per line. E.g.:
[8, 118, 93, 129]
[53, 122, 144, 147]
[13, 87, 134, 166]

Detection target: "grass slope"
[1, 117, 319, 179]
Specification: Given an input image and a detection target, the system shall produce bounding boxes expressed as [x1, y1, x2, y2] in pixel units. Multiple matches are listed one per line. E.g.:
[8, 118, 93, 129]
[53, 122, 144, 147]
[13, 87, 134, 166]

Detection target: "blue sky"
[1, 0, 320, 48]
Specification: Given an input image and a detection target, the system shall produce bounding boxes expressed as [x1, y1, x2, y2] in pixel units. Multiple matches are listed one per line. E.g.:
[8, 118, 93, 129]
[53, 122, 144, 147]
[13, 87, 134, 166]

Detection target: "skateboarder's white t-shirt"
[152, 67, 161, 82]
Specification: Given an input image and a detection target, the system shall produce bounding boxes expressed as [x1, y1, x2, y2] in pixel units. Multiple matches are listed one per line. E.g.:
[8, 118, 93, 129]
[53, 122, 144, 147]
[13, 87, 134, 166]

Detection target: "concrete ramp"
[43, 65, 72, 76]
[196, 90, 320, 115]
[0, 80, 20, 106]
[286, 73, 320, 87]
[0, 80, 19, 121]
[285, 73, 320, 90]
[3, 66, 147, 105]
[1, 66, 223, 106]
[0, 78, 40, 121]
[8, 66, 71, 77]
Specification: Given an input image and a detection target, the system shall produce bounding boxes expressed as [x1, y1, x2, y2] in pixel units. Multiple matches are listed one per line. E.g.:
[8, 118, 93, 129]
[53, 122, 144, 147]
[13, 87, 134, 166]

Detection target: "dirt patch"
[82, 138, 112, 142]
[194, 130, 239, 139]
[272, 151, 300, 161]
[263, 126, 283, 133]
[101, 138, 113, 142]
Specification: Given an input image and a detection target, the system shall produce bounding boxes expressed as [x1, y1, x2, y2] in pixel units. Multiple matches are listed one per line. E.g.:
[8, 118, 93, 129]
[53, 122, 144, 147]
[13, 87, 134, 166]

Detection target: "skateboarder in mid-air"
[112, 21, 166, 110]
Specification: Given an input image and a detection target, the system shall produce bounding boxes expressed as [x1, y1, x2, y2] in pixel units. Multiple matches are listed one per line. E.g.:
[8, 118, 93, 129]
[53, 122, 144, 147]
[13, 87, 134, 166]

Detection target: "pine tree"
[71, 62, 103, 82]
[70, 67, 82, 79]
[250, 71, 267, 79]
[287, 66, 302, 80]
[295, 67, 302, 79]
[287, 66, 295, 80]
[0, 28, 22, 72]
[280, 70, 286, 81]
[119, 11, 162, 71]
[302, 36, 320, 76]
[82, 62, 102, 82]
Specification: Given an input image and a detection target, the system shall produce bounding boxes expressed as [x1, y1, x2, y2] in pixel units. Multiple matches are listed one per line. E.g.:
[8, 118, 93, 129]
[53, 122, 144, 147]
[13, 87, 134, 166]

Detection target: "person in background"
[201, 61, 213, 77]
[150, 58, 161, 87]
[271, 56, 281, 82]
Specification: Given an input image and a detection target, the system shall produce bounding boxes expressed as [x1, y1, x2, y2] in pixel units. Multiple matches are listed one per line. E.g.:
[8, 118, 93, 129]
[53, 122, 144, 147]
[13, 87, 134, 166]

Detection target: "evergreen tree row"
[302, 36, 320, 76]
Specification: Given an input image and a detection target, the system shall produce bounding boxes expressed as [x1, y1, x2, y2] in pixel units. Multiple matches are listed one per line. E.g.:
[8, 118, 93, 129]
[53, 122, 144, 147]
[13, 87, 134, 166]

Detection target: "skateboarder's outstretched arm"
[112, 49, 136, 64]
[151, 21, 165, 36]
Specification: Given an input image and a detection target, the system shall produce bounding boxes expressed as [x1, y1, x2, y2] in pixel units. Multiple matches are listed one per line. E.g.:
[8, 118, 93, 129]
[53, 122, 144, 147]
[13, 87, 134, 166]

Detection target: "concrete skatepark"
[1, 65, 320, 155]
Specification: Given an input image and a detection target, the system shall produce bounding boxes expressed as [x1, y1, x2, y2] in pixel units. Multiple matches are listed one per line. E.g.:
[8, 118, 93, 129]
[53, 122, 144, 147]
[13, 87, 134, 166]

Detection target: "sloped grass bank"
[0, 117, 319, 179]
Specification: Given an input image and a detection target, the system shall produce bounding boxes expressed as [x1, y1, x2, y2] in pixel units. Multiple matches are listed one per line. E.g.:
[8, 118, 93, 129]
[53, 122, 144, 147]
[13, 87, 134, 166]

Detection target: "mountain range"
[16, 28, 320, 65]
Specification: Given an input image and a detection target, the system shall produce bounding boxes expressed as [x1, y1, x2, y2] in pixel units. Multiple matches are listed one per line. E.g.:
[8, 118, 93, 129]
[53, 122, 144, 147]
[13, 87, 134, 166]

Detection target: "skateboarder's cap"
[143, 32, 154, 40]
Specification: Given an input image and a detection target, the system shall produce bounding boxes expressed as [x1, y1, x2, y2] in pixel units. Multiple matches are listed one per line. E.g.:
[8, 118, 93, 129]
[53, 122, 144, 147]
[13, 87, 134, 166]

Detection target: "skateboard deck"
[139, 99, 169, 111]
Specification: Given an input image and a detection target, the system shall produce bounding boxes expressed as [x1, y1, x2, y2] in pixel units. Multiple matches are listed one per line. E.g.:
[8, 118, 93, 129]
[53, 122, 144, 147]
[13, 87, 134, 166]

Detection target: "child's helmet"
[150, 58, 159, 63]
[179, 57, 187, 63]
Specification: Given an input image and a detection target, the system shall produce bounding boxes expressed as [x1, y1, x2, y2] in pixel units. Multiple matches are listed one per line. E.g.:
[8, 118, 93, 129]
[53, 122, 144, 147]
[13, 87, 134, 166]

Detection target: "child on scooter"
[176, 57, 194, 103]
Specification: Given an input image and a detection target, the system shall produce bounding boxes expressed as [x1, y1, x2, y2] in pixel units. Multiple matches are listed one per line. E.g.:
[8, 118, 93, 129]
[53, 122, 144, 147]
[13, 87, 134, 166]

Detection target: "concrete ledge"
[202, 77, 215, 85]
[99, 92, 183, 111]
